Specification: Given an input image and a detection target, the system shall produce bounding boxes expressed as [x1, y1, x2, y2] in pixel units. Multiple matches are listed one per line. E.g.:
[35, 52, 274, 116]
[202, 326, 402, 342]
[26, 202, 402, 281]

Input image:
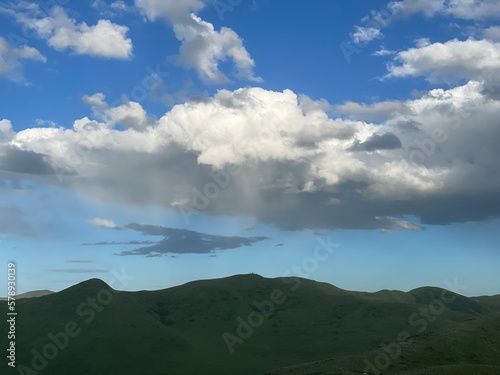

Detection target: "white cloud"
[135, 0, 260, 83]
[82, 93, 152, 131]
[351, 26, 383, 44]
[379, 217, 424, 231]
[4, 4, 132, 59]
[134, 0, 205, 21]
[0, 37, 46, 82]
[484, 26, 500, 41]
[174, 14, 259, 83]
[0, 119, 15, 144]
[444, 0, 500, 20]
[3, 81, 500, 230]
[388, 0, 446, 17]
[86, 218, 121, 230]
[386, 39, 500, 85]
[372, 47, 396, 56]
[389, 0, 500, 20]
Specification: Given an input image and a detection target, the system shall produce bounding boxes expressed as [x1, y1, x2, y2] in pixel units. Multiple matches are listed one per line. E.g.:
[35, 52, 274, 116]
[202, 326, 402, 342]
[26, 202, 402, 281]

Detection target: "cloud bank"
[1, 62, 500, 231]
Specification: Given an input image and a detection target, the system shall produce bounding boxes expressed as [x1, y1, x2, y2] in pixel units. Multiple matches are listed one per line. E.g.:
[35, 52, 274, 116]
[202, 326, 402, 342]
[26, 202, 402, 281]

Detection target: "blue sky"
[1, 0, 500, 296]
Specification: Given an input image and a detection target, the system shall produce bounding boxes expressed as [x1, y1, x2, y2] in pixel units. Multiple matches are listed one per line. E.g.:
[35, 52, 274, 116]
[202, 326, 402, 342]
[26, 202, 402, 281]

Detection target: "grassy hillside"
[0, 289, 54, 301]
[262, 312, 500, 374]
[0, 274, 498, 375]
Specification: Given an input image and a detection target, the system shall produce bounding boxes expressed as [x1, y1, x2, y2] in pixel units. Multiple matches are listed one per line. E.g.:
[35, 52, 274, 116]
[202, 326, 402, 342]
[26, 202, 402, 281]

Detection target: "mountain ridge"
[24, 274, 499, 300]
[1, 274, 498, 375]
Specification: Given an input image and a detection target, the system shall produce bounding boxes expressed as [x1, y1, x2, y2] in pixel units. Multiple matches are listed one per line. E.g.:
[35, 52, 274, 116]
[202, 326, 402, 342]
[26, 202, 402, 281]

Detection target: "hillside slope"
[262, 311, 500, 374]
[0, 274, 498, 375]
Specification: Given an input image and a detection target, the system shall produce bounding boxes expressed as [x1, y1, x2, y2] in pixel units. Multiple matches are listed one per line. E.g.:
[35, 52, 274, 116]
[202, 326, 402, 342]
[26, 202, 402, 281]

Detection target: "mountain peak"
[62, 278, 113, 294]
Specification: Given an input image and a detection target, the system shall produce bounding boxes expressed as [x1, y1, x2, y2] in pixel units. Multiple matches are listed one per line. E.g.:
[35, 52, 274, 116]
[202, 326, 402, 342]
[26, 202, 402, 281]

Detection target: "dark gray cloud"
[0, 147, 57, 175]
[350, 132, 402, 152]
[116, 223, 268, 256]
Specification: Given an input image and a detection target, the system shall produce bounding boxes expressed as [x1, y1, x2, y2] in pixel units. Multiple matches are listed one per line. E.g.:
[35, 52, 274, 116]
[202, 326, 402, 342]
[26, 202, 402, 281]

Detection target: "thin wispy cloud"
[47, 268, 110, 274]
[86, 218, 121, 230]
[81, 240, 157, 246]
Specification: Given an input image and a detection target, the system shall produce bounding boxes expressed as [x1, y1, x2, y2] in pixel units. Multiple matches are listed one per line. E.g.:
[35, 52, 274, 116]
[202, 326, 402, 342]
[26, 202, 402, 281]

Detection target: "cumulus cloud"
[345, 0, 500, 63]
[83, 93, 153, 131]
[86, 218, 121, 230]
[2, 3, 132, 59]
[0, 37, 46, 82]
[2, 81, 500, 231]
[386, 39, 500, 83]
[116, 223, 268, 256]
[135, 0, 259, 83]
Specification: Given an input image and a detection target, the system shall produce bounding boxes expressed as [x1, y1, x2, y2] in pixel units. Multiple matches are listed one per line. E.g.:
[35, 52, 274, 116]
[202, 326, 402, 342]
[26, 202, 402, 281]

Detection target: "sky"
[0, 0, 499, 297]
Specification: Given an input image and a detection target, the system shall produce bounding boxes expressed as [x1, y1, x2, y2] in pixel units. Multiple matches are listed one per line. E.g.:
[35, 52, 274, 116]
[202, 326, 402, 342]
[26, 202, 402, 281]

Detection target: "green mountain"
[262, 312, 500, 375]
[1, 274, 498, 375]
